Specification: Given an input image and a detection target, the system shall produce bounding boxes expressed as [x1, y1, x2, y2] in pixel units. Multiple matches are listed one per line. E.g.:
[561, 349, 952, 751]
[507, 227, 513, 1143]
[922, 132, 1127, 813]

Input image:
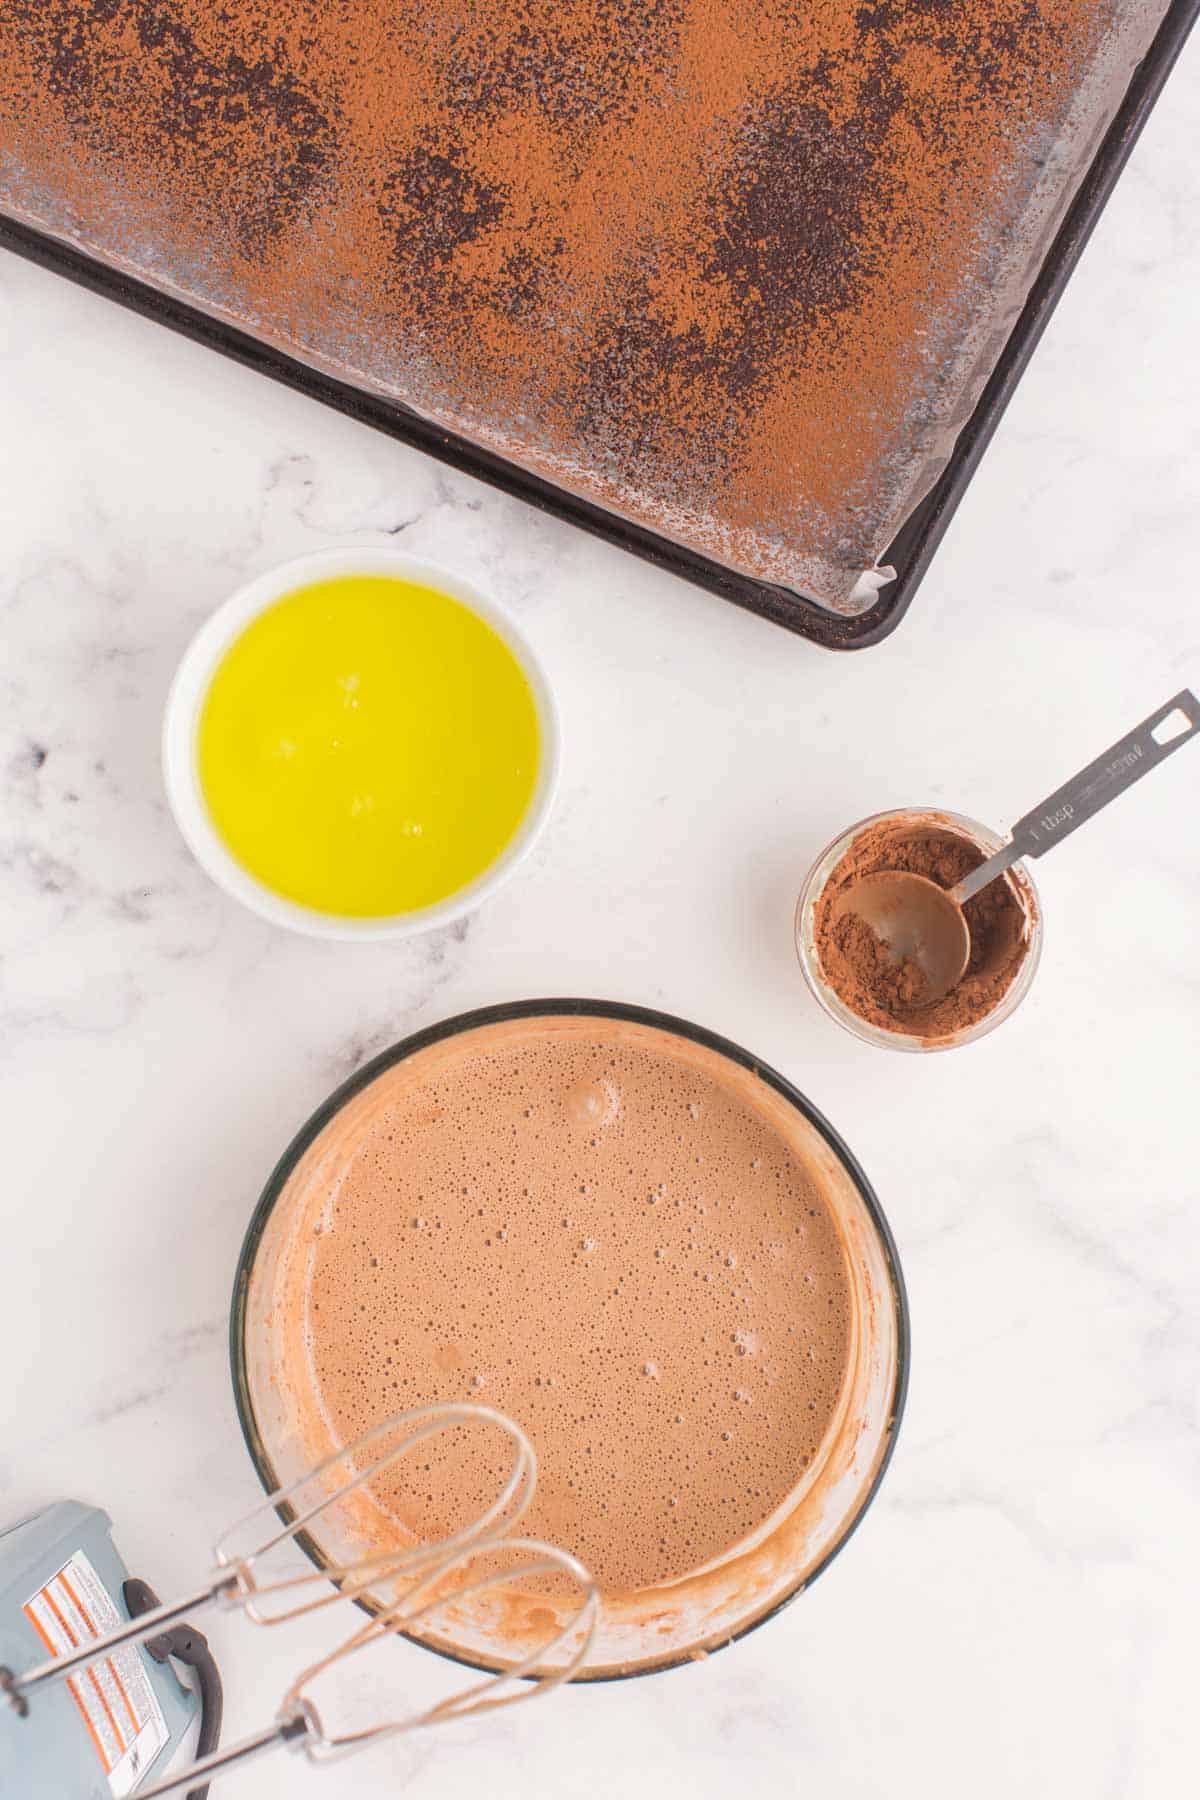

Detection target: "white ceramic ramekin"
[162, 548, 561, 940]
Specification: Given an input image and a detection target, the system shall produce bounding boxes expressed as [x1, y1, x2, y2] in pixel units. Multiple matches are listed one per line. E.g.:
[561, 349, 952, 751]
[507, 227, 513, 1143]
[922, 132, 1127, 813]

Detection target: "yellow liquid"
[197, 575, 541, 917]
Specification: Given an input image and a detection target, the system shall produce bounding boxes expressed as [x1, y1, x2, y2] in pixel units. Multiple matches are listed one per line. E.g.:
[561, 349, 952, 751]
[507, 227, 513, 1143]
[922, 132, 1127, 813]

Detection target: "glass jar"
[795, 808, 1043, 1052]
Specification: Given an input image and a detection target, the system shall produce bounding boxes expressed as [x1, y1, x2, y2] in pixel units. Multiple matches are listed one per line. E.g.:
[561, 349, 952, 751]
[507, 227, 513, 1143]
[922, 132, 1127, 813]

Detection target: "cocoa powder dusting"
[814, 819, 1033, 1041]
[0, 2, 1169, 606]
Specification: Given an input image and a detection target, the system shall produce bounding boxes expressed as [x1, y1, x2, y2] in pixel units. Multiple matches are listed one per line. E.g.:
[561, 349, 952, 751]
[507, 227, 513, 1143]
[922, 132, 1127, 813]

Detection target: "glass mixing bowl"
[231, 999, 909, 1678]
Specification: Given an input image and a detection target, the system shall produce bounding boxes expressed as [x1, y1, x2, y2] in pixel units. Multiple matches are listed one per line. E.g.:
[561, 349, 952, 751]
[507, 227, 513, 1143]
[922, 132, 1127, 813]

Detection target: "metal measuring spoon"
[834, 689, 1199, 1006]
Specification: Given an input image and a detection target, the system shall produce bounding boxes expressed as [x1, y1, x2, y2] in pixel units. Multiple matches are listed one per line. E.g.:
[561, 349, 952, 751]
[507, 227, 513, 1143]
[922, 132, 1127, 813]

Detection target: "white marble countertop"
[2, 33, 1198, 1800]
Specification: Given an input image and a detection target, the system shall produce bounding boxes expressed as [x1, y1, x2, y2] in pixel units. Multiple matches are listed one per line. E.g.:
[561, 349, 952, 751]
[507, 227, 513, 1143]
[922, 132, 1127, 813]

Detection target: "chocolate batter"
[267, 1014, 856, 1596]
[814, 818, 1033, 1040]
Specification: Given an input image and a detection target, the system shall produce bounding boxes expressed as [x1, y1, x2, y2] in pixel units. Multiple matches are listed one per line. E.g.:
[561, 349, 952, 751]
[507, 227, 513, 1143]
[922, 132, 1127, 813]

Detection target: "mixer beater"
[0, 1403, 599, 1796]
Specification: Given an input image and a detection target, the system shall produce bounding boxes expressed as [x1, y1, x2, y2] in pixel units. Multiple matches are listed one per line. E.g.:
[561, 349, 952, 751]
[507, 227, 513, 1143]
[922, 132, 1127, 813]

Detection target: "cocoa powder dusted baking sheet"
[0, 2, 1178, 616]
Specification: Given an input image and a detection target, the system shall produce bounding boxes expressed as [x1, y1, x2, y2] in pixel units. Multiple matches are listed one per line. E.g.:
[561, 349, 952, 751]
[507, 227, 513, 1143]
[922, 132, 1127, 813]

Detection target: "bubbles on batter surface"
[281, 1019, 856, 1593]
[564, 1074, 621, 1131]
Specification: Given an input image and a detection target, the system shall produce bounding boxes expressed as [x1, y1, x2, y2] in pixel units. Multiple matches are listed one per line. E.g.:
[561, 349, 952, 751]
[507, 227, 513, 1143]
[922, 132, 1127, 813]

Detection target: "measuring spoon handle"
[952, 688, 1200, 906]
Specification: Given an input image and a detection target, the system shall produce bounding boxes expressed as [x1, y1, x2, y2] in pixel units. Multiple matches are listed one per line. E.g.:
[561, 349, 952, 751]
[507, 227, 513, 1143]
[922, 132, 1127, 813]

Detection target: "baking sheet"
[1, 2, 1194, 645]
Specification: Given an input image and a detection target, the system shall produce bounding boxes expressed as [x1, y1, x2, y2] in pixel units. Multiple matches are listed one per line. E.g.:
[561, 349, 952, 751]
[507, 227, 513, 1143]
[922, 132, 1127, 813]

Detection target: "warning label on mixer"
[24, 1549, 170, 1798]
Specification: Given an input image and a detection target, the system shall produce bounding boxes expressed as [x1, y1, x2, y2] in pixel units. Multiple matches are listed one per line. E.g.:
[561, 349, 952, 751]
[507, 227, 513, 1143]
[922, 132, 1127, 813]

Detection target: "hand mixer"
[0, 1403, 599, 1798]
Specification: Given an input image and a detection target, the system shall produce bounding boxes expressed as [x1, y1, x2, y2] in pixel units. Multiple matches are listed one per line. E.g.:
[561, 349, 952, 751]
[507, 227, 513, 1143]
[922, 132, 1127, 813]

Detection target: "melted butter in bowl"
[164, 548, 559, 940]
